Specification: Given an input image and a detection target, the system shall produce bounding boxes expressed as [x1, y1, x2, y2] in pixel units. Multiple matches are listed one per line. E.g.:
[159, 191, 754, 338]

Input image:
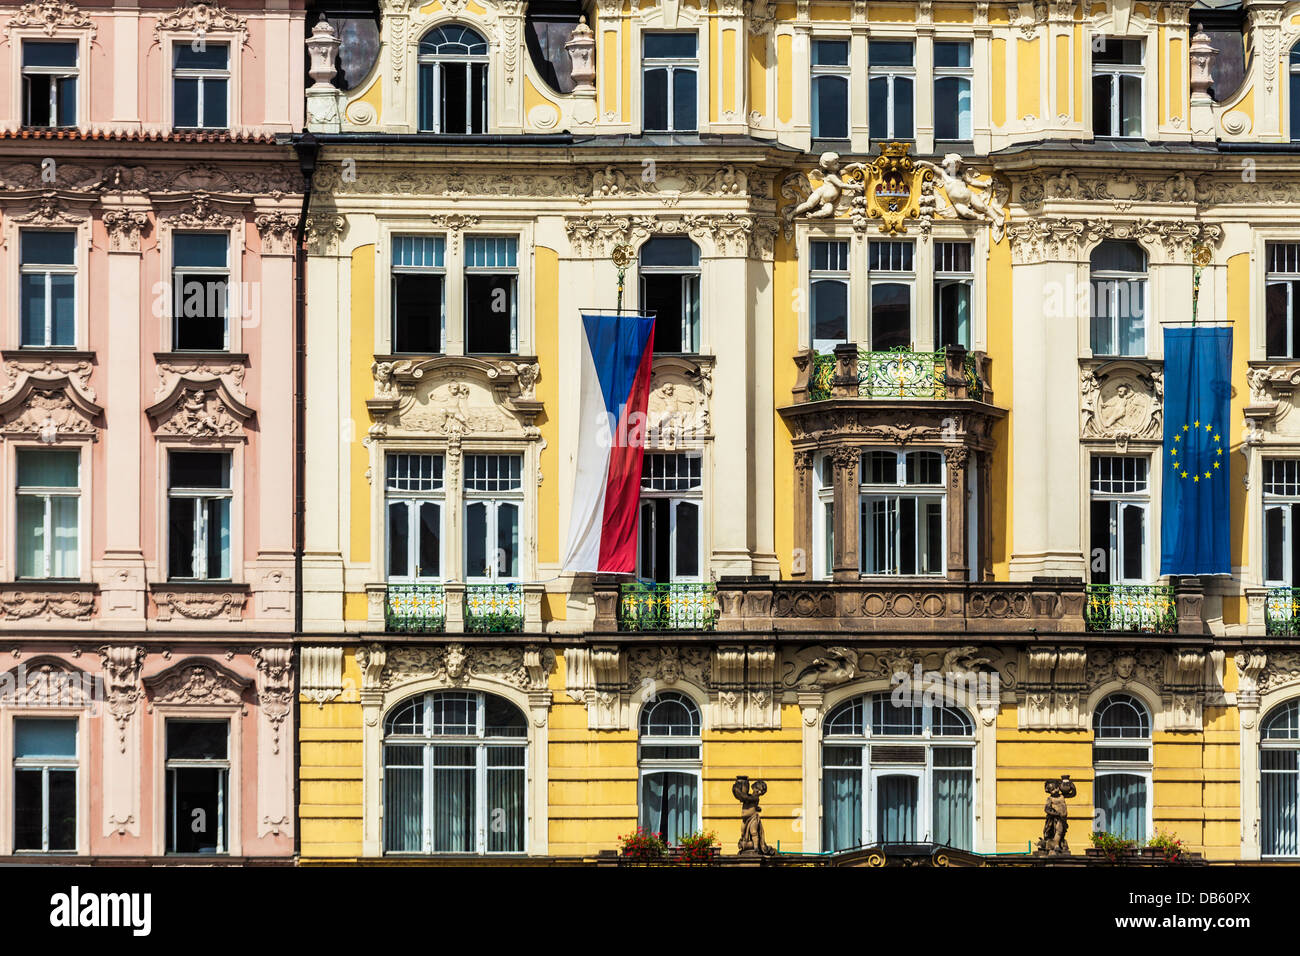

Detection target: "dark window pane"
[174, 77, 199, 127]
[1266, 506, 1285, 583]
[56, 75, 76, 126]
[168, 496, 196, 578]
[1292, 74, 1300, 142]
[870, 40, 913, 66]
[645, 33, 697, 59]
[167, 767, 227, 853]
[203, 78, 228, 128]
[642, 274, 686, 352]
[871, 283, 911, 349]
[173, 43, 229, 70]
[1090, 500, 1112, 583]
[934, 77, 970, 140]
[675, 502, 698, 577]
[640, 237, 699, 267]
[1092, 74, 1113, 134]
[470, 62, 487, 133]
[15, 718, 77, 757]
[1121, 505, 1143, 580]
[813, 75, 849, 138]
[869, 76, 888, 135]
[418, 63, 435, 131]
[813, 39, 849, 67]
[465, 274, 514, 353]
[24, 41, 78, 68]
[1119, 74, 1142, 136]
[167, 720, 228, 760]
[21, 231, 76, 265]
[442, 61, 467, 133]
[418, 502, 440, 578]
[13, 771, 44, 850]
[47, 770, 77, 851]
[388, 502, 409, 578]
[1091, 240, 1146, 273]
[934, 41, 970, 68]
[1093, 38, 1142, 65]
[644, 67, 668, 130]
[812, 280, 848, 345]
[673, 68, 697, 131]
[894, 77, 914, 137]
[170, 452, 230, 489]
[393, 273, 444, 353]
[466, 502, 487, 577]
[936, 280, 971, 349]
[24, 74, 52, 126]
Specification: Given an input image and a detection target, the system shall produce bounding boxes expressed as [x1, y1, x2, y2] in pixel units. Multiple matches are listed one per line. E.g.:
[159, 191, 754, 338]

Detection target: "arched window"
[639, 237, 700, 354]
[822, 692, 975, 852]
[1262, 699, 1300, 857]
[1092, 692, 1152, 841]
[1089, 239, 1147, 357]
[382, 690, 526, 854]
[418, 25, 488, 134]
[638, 691, 701, 844]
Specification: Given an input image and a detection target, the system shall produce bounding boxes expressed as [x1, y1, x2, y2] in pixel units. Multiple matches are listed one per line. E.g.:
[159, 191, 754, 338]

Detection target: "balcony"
[465, 583, 525, 633]
[591, 581, 718, 632]
[1266, 587, 1300, 636]
[385, 584, 447, 634]
[798, 345, 992, 404]
[378, 582, 542, 634]
[1084, 584, 1177, 634]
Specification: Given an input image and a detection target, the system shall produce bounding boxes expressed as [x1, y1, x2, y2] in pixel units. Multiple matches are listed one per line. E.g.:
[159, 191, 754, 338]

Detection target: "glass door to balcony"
[870, 768, 923, 845]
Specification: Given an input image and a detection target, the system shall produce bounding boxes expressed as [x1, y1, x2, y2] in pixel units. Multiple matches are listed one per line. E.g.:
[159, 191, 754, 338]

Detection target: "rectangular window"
[933, 41, 972, 141]
[464, 454, 522, 581]
[172, 234, 230, 351]
[165, 720, 228, 854]
[15, 449, 79, 580]
[934, 240, 973, 349]
[392, 236, 446, 354]
[417, 48, 488, 134]
[1089, 241, 1147, 357]
[811, 38, 850, 139]
[13, 717, 77, 853]
[1265, 459, 1300, 587]
[168, 452, 232, 581]
[1089, 456, 1149, 584]
[1267, 243, 1300, 359]
[814, 454, 835, 580]
[868, 40, 914, 140]
[22, 41, 77, 128]
[859, 450, 945, 576]
[464, 237, 517, 354]
[643, 33, 698, 133]
[639, 453, 703, 583]
[386, 453, 444, 581]
[639, 237, 702, 353]
[811, 239, 850, 353]
[869, 240, 914, 350]
[173, 42, 229, 129]
[1092, 37, 1143, 138]
[19, 231, 76, 349]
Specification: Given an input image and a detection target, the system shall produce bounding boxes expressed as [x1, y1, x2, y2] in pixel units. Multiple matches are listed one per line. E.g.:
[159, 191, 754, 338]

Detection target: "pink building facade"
[0, 0, 304, 860]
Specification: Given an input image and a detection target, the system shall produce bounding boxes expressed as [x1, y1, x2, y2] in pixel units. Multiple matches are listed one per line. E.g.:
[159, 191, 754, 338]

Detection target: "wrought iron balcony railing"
[618, 582, 718, 631]
[1085, 584, 1177, 634]
[1266, 587, 1300, 636]
[804, 346, 990, 403]
[385, 584, 447, 633]
[465, 583, 525, 633]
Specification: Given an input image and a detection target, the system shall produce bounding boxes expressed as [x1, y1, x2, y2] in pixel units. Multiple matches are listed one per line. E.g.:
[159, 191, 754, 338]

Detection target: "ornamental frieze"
[368, 356, 542, 440]
[151, 587, 248, 622]
[0, 160, 303, 197]
[0, 586, 97, 621]
[143, 658, 252, 709]
[1007, 215, 1223, 264]
[564, 212, 759, 257]
[374, 643, 555, 694]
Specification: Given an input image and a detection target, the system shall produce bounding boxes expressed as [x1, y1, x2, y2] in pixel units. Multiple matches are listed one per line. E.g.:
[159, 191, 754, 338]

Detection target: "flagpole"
[1191, 241, 1211, 327]
[612, 243, 634, 313]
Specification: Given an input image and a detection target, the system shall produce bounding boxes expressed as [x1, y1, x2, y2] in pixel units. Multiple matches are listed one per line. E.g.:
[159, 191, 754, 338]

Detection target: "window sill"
[3, 348, 91, 360]
[155, 351, 248, 364]
[153, 581, 248, 590]
[4, 579, 96, 589]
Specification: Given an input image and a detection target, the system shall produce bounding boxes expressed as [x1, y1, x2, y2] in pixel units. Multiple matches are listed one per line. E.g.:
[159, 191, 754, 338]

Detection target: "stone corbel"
[1161, 647, 1208, 731]
[711, 645, 746, 729]
[1019, 647, 1058, 729]
[1235, 649, 1267, 728]
[300, 645, 344, 706]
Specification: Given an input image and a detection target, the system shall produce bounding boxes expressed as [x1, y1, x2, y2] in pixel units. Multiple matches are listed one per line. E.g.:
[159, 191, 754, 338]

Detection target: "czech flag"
[563, 313, 656, 573]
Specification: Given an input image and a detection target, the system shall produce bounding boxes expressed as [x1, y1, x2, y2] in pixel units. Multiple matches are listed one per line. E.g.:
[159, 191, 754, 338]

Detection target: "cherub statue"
[789, 152, 867, 219]
[1035, 774, 1078, 855]
[915, 153, 1006, 227]
[733, 776, 776, 856]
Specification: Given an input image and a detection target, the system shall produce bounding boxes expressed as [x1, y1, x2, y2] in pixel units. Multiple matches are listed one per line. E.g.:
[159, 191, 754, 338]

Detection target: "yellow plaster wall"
[772, 226, 798, 578]
[1017, 38, 1040, 121]
[988, 236, 1013, 578]
[1227, 252, 1251, 625]
[299, 650, 365, 858]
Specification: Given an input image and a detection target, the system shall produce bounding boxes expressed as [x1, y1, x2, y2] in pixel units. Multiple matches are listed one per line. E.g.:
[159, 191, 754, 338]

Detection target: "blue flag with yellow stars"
[1160, 327, 1232, 576]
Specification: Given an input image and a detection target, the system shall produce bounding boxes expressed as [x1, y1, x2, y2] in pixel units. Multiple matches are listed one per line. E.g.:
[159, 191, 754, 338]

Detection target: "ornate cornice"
[0, 375, 103, 441]
[153, 2, 249, 46]
[3, 0, 97, 39]
[143, 656, 252, 708]
[1007, 215, 1223, 264]
[146, 376, 254, 441]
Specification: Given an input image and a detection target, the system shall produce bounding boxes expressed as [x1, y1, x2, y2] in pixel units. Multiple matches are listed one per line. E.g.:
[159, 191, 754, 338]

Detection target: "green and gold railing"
[618, 582, 718, 631]
[1085, 584, 1177, 634]
[1266, 587, 1300, 636]
[807, 347, 987, 402]
[466, 583, 525, 633]
[385, 584, 447, 634]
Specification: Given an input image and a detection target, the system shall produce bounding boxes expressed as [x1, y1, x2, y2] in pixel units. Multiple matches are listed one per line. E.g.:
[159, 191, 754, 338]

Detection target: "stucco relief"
[0, 658, 97, 706]
[146, 378, 253, 440]
[0, 377, 102, 441]
[3, 0, 97, 38]
[143, 658, 252, 709]
[151, 588, 248, 621]
[99, 645, 144, 753]
[376, 644, 555, 696]
[1008, 215, 1224, 264]
[154, 360, 247, 404]
[647, 357, 712, 447]
[1080, 363, 1163, 451]
[0, 586, 97, 621]
[1245, 364, 1300, 440]
[152, 2, 248, 46]
[2, 357, 96, 403]
[368, 357, 542, 441]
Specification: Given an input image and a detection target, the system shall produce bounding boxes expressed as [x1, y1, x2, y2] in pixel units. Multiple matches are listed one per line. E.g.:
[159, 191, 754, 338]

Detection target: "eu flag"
[1160, 327, 1232, 576]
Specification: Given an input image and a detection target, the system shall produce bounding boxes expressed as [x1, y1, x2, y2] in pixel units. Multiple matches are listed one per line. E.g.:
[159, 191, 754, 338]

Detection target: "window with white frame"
[811, 38, 850, 139]
[463, 454, 521, 582]
[823, 693, 975, 851]
[19, 231, 76, 349]
[638, 692, 701, 845]
[417, 25, 489, 134]
[934, 240, 973, 350]
[392, 235, 446, 354]
[1089, 456, 1149, 585]
[933, 40, 972, 141]
[813, 454, 835, 580]
[172, 233, 230, 351]
[1090, 240, 1147, 357]
[168, 451, 232, 581]
[13, 717, 77, 853]
[1091, 693, 1151, 841]
[868, 40, 914, 140]
[172, 42, 229, 129]
[165, 719, 229, 854]
[382, 690, 527, 854]
[643, 33, 698, 133]
[639, 237, 701, 354]
[811, 238, 850, 353]
[21, 41, 77, 128]
[1264, 459, 1300, 588]
[1291, 45, 1300, 142]
[869, 240, 914, 350]
[386, 453, 444, 582]
[15, 449, 79, 580]
[1092, 37, 1143, 138]
[1266, 243, 1300, 359]
[1261, 698, 1300, 858]
[464, 237, 518, 355]
[638, 452, 702, 583]
[859, 450, 945, 577]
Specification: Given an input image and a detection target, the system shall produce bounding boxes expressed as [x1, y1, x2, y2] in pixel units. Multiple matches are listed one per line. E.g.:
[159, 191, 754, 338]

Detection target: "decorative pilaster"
[99, 645, 144, 838]
[831, 445, 860, 581]
[254, 647, 294, 838]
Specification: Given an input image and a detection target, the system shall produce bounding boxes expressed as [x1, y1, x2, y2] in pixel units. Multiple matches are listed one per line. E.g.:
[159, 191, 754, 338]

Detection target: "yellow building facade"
[294, 0, 1300, 863]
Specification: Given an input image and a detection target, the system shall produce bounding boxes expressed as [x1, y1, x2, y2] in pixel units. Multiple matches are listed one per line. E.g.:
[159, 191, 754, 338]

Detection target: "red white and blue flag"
[563, 313, 656, 573]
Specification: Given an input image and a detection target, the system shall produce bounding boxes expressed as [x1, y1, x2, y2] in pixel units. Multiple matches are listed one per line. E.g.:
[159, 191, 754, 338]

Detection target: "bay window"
[823, 693, 975, 851]
[19, 230, 76, 349]
[165, 720, 229, 854]
[934, 240, 972, 350]
[1091, 693, 1151, 842]
[811, 239, 850, 353]
[464, 454, 521, 583]
[385, 453, 443, 582]
[173, 42, 229, 129]
[172, 233, 230, 351]
[22, 41, 77, 128]
[869, 240, 913, 350]
[933, 41, 972, 141]
[1092, 37, 1143, 138]
[13, 718, 77, 853]
[392, 235, 446, 354]
[383, 691, 527, 854]
[639, 237, 701, 354]
[15, 449, 79, 580]
[1089, 455, 1148, 585]
[417, 25, 489, 134]
[868, 40, 914, 140]
[638, 452, 702, 583]
[1266, 243, 1300, 359]
[859, 450, 945, 577]
[643, 33, 698, 133]
[811, 38, 850, 140]
[1262, 699, 1300, 858]
[1090, 240, 1146, 357]
[168, 451, 232, 581]
[638, 692, 701, 845]
[464, 237, 517, 355]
